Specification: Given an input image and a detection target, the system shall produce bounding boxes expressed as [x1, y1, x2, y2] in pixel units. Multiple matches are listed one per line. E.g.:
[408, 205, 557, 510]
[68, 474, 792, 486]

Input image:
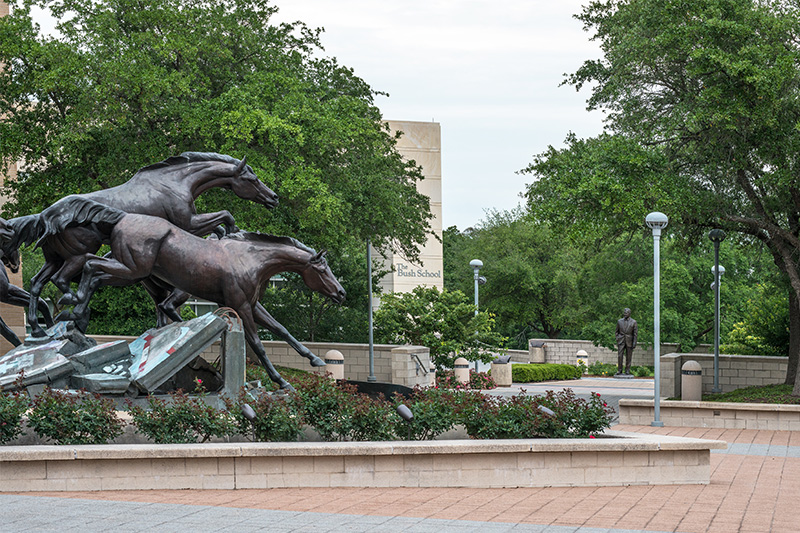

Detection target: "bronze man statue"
[615, 308, 638, 375]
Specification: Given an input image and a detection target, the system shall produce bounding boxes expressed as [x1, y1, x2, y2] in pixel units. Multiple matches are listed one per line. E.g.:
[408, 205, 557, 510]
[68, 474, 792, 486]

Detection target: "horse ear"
[311, 250, 327, 264]
[235, 156, 247, 175]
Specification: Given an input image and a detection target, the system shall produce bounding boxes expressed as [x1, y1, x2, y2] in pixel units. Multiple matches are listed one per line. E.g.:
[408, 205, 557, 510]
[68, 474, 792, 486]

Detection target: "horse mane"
[137, 152, 242, 173]
[37, 196, 126, 243]
[224, 232, 317, 255]
[5, 214, 44, 248]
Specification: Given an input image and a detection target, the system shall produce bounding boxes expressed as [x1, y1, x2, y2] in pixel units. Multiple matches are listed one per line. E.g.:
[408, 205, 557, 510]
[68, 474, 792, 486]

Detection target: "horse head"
[0, 218, 20, 273]
[229, 157, 279, 209]
[302, 250, 346, 305]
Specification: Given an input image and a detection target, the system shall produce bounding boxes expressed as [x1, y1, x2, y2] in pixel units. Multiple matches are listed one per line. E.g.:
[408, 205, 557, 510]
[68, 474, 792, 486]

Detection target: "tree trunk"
[786, 291, 800, 385]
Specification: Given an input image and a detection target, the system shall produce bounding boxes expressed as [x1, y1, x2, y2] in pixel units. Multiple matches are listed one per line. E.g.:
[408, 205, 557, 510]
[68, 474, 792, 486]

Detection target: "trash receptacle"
[681, 360, 702, 401]
[529, 340, 546, 363]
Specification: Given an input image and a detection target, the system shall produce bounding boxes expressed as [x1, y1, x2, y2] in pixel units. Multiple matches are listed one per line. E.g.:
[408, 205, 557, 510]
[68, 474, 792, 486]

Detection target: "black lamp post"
[709, 229, 727, 393]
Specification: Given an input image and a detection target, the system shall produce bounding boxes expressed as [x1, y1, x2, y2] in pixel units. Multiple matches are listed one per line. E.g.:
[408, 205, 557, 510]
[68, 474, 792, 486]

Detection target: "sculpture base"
[614, 373, 635, 379]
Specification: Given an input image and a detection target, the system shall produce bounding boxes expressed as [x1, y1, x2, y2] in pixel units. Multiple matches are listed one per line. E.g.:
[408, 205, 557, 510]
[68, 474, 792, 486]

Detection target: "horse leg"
[71, 255, 146, 332]
[186, 211, 237, 237]
[4, 284, 53, 330]
[140, 278, 184, 327]
[239, 307, 293, 391]
[253, 302, 325, 367]
[27, 260, 60, 338]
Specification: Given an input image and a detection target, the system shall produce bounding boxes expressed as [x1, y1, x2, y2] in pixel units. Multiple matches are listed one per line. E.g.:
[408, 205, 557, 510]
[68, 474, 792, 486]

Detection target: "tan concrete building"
[377, 120, 443, 300]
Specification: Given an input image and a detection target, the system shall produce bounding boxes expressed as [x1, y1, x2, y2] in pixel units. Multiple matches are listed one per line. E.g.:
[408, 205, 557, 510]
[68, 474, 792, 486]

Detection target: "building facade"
[377, 120, 443, 301]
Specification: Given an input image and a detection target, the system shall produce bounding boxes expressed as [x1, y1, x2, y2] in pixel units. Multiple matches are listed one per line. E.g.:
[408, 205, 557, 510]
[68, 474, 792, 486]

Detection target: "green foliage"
[374, 286, 505, 369]
[126, 389, 236, 443]
[224, 391, 304, 442]
[289, 373, 396, 441]
[27, 388, 123, 445]
[458, 389, 614, 439]
[585, 362, 653, 377]
[721, 283, 789, 356]
[0, 390, 29, 444]
[443, 211, 590, 346]
[512, 364, 581, 383]
[435, 370, 496, 390]
[391, 388, 459, 440]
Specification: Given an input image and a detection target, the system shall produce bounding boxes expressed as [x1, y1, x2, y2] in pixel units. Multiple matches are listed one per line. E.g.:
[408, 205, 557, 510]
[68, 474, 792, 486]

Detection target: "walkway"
[5, 377, 796, 532]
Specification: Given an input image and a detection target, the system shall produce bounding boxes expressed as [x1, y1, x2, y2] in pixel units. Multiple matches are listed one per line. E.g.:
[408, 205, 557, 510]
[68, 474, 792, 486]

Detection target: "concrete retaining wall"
[659, 353, 787, 398]
[0, 431, 724, 490]
[619, 399, 800, 430]
[529, 339, 711, 368]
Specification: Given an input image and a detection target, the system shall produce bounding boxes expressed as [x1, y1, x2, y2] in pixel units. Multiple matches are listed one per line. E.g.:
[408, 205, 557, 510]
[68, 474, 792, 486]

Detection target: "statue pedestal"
[614, 373, 635, 380]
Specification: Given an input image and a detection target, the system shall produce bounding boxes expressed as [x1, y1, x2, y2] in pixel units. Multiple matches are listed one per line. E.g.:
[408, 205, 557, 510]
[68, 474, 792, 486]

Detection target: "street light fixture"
[709, 229, 727, 393]
[469, 259, 485, 371]
[646, 212, 668, 428]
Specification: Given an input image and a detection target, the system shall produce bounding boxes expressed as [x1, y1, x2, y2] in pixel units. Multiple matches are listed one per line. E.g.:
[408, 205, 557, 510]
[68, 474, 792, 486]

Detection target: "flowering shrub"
[127, 388, 235, 443]
[392, 387, 459, 440]
[0, 390, 29, 444]
[290, 373, 396, 441]
[27, 387, 124, 445]
[224, 391, 304, 442]
[458, 389, 614, 439]
[436, 369, 496, 390]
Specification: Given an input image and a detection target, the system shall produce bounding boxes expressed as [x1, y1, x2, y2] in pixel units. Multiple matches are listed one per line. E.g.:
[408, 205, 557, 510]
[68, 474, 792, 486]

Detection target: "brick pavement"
[4, 424, 800, 532]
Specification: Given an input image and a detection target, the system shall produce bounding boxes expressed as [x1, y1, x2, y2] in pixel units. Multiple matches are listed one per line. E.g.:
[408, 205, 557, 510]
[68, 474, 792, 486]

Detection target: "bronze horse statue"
[60, 205, 345, 390]
[0, 223, 53, 345]
[2, 152, 278, 338]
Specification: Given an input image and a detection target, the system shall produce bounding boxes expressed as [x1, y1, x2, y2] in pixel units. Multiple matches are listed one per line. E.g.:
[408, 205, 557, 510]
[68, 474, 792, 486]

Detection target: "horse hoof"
[279, 380, 295, 392]
[309, 355, 326, 367]
[56, 310, 75, 322]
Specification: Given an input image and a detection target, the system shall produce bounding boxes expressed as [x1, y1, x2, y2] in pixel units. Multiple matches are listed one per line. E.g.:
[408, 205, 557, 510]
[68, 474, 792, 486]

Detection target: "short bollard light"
[454, 357, 470, 384]
[397, 404, 414, 440]
[324, 349, 344, 380]
[538, 405, 555, 417]
[681, 360, 703, 402]
[242, 403, 257, 421]
[576, 349, 589, 373]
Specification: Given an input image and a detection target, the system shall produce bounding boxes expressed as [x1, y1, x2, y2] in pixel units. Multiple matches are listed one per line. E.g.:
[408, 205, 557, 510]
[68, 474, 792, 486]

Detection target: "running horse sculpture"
[2, 152, 278, 338]
[58, 203, 346, 391]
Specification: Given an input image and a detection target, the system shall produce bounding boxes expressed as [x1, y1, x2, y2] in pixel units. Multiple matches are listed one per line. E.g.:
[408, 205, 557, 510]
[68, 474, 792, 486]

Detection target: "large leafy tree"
[0, 0, 433, 338]
[523, 0, 800, 389]
[0, 0, 431, 257]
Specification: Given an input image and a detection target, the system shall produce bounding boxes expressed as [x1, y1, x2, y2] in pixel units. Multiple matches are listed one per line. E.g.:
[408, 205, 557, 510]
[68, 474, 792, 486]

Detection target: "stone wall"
[620, 399, 800, 430]
[660, 353, 787, 398]
[92, 335, 434, 388]
[528, 338, 711, 367]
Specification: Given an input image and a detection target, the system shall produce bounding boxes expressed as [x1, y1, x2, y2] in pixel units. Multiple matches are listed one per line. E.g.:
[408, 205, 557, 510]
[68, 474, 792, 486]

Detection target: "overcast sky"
[31, 0, 606, 230]
[273, 0, 606, 230]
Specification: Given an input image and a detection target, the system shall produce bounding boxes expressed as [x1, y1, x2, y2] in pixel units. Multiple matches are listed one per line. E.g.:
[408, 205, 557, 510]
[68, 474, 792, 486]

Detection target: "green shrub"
[587, 361, 616, 376]
[392, 387, 460, 440]
[512, 363, 581, 383]
[0, 390, 29, 444]
[27, 388, 124, 445]
[458, 389, 614, 439]
[127, 389, 236, 443]
[224, 390, 305, 442]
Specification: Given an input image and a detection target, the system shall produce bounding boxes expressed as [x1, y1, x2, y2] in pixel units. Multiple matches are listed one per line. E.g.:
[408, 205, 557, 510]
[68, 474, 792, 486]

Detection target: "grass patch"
[700, 383, 800, 404]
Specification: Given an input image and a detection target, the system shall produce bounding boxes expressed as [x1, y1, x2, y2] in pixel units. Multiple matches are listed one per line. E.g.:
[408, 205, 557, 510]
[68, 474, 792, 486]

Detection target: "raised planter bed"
[0, 431, 724, 491]
[619, 398, 800, 430]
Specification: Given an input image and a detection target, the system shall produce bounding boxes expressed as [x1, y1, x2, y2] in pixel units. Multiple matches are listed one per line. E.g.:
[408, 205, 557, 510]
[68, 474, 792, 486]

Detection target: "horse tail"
[38, 195, 126, 241]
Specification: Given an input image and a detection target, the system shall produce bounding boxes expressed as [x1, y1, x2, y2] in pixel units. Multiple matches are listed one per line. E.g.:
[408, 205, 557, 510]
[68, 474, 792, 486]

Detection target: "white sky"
[31, 0, 606, 230]
[272, 0, 606, 230]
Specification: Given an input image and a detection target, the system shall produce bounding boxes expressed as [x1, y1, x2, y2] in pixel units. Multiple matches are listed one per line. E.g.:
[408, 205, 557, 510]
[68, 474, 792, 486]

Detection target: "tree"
[523, 0, 800, 389]
[0, 0, 432, 259]
[443, 210, 590, 347]
[373, 286, 504, 369]
[0, 0, 433, 340]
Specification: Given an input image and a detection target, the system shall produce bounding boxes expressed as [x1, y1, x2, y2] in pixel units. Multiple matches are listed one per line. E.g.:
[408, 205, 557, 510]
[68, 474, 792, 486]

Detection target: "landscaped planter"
[619, 398, 800, 430]
[0, 431, 724, 491]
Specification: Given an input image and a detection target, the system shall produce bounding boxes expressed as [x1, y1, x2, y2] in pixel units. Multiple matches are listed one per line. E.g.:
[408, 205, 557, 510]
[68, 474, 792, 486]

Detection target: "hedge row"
[512, 363, 581, 383]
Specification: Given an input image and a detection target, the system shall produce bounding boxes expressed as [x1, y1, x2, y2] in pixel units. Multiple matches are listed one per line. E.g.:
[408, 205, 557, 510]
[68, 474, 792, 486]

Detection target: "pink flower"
[589, 435, 596, 439]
